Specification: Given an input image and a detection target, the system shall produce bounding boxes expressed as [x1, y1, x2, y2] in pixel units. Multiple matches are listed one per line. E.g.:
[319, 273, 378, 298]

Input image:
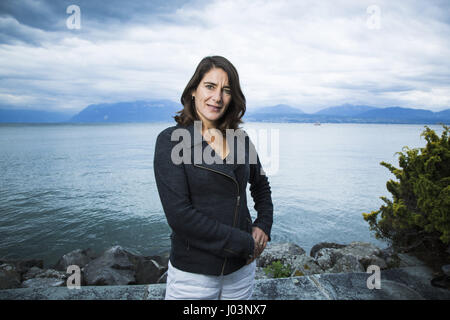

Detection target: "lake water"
[0, 122, 443, 267]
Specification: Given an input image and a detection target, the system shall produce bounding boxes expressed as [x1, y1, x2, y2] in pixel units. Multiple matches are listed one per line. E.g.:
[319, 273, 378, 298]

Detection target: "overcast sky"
[0, 0, 449, 115]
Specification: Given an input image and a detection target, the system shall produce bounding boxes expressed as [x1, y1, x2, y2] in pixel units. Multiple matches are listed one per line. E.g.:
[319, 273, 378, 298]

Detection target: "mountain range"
[70, 100, 180, 123]
[0, 100, 449, 124]
[245, 104, 450, 124]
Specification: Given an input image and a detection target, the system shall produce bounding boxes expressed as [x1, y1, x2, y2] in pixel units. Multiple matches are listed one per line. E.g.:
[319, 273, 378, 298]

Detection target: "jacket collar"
[176, 121, 239, 181]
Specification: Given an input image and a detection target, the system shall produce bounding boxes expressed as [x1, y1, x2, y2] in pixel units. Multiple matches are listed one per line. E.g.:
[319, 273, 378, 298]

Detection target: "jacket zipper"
[193, 164, 240, 275]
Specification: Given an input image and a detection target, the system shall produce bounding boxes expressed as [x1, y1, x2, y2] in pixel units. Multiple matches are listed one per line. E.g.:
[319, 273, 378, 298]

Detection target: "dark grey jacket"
[153, 122, 273, 276]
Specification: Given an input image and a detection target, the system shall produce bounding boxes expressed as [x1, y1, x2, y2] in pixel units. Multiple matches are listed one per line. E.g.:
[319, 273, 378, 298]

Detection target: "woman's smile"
[207, 104, 222, 112]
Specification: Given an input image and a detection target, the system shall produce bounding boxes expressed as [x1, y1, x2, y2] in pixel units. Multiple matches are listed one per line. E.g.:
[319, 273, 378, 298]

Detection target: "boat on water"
[314, 121, 321, 126]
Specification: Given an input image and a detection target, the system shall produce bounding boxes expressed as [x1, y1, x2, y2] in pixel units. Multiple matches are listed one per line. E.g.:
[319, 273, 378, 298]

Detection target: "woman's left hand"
[252, 226, 268, 257]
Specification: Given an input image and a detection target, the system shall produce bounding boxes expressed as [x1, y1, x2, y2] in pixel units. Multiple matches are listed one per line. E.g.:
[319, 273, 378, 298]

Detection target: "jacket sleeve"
[248, 137, 274, 241]
[153, 129, 254, 260]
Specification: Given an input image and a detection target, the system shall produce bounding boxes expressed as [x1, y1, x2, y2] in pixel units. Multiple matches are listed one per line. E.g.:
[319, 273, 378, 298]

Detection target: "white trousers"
[165, 260, 256, 300]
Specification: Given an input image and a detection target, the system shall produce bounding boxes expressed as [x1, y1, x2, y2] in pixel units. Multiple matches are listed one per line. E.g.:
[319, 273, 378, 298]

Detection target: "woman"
[153, 55, 273, 300]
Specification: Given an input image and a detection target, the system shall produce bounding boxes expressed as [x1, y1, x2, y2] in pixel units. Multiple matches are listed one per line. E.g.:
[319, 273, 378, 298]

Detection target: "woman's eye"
[224, 89, 231, 95]
[206, 84, 214, 89]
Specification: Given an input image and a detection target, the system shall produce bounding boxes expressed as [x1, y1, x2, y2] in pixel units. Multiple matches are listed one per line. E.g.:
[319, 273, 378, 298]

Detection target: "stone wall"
[0, 241, 434, 290]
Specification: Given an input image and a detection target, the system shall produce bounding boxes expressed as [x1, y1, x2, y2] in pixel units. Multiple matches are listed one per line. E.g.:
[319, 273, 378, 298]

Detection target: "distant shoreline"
[1, 103, 449, 125]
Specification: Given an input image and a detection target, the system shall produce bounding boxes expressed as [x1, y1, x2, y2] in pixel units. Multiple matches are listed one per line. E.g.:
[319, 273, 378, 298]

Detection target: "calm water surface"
[0, 122, 443, 266]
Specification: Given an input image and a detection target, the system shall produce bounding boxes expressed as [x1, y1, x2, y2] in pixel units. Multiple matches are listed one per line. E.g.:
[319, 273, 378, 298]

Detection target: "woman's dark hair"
[174, 56, 246, 133]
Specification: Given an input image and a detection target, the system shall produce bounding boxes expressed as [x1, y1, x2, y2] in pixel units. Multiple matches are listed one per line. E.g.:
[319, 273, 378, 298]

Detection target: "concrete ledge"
[1, 266, 449, 300]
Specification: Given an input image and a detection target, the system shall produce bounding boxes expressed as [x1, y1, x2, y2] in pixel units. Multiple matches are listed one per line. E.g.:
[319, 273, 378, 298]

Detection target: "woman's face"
[192, 68, 232, 128]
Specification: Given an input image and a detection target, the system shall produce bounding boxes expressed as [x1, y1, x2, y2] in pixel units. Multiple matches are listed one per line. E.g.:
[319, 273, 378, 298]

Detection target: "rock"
[364, 255, 388, 270]
[328, 255, 365, 273]
[53, 248, 98, 271]
[0, 259, 44, 276]
[256, 241, 389, 278]
[21, 266, 67, 288]
[0, 246, 169, 288]
[315, 248, 342, 270]
[156, 270, 168, 284]
[256, 243, 323, 278]
[289, 254, 324, 276]
[339, 242, 387, 270]
[83, 246, 137, 286]
[256, 243, 306, 268]
[379, 246, 402, 268]
[145, 252, 169, 284]
[442, 265, 450, 277]
[379, 245, 395, 259]
[313, 241, 388, 274]
[396, 253, 427, 267]
[22, 267, 67, 281]
[21, 278, 65, 288]
[0, 241, 407, 287]
[0, 263, 22, 289]
[143, 252, 169, 270]
[81, 246, 169, 286]
[378, 246, 427, 270]
[255, 267, 269, 280]
[340, 241, 387, 269]
[135, 258, 166, 284]
[22, 266, 44, 281]
[310, 242, 346, 258]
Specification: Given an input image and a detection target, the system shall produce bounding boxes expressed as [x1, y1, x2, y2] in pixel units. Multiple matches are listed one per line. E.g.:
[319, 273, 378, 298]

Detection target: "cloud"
[0, 0, 449, 114]
[0, 15, 50, 45]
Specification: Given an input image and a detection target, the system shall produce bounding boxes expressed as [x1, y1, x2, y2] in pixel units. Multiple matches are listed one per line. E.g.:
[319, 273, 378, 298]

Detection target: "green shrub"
[263, 260, 293, 278]
[363, 125, 450, 253]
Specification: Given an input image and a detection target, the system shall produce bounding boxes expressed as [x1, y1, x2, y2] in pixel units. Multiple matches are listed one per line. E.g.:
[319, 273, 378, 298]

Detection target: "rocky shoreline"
[0, 241, 446, 290]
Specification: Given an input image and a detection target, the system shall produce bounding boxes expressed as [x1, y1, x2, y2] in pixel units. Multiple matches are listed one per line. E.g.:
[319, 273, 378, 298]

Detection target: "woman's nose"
[212, 89, 222, 103]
